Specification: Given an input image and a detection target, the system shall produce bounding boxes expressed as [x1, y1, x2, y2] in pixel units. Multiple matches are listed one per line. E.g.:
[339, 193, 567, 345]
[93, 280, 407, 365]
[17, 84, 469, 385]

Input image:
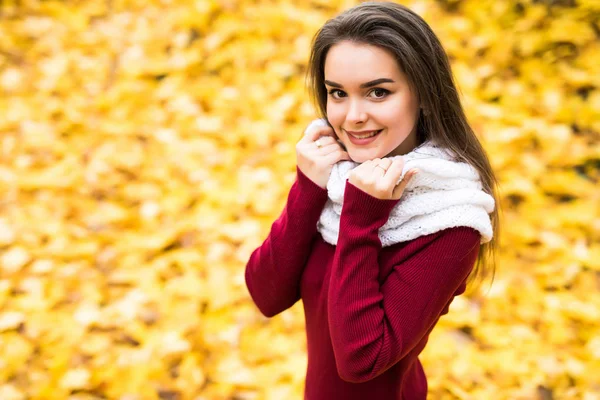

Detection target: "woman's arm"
[245, 166, 329, 317]
[328, 181, 480, 383]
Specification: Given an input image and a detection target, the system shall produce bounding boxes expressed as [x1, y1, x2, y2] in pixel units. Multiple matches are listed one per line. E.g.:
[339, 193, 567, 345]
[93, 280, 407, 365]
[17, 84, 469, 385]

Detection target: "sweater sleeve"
[328, 180, 481, 383]
[245, 166, 329, 318]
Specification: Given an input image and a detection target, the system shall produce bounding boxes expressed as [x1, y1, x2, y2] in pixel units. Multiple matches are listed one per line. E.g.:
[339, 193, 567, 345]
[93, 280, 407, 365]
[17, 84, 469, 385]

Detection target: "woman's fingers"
[319, 139, 347, 154]
[297, 119, 352, 189]
[323, 149, 351, 164]
[372, 158, 393, 176]
[391, 167, 419, 198]
[381, 158, 404, 184]
[379, 158, 393, 169]
[314, 136, 339, 148]
[323, 145, 351, 159]
[303, 124, 335, 143]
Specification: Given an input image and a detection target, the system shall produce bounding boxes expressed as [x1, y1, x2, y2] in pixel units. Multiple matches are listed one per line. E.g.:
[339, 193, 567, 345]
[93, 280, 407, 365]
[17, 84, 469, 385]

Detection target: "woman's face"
[324, 41, 420, 163]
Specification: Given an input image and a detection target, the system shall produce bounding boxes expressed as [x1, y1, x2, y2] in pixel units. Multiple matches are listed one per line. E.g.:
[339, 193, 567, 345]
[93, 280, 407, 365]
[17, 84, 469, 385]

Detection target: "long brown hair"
[306, 1, 501, 293]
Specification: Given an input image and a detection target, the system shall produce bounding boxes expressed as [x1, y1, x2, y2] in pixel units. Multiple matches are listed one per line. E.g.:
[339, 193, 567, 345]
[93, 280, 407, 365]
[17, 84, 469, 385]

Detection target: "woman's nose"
[346, 100, 367, 124]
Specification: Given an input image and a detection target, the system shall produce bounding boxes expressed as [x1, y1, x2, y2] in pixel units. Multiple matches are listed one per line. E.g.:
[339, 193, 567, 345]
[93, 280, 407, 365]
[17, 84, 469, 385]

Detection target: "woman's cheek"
[326, 111, 343, 138]
[326, 105, 340, 123]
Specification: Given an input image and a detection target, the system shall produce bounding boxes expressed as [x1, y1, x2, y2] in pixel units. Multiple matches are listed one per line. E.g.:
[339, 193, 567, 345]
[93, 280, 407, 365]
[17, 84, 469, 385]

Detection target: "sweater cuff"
[342, 180, 400, 229]
[296, 166, 328, 197]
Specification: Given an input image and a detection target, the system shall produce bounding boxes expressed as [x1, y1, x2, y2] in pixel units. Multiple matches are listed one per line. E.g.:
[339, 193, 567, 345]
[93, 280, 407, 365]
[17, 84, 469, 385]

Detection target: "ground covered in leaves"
[0, 0, 599, 399]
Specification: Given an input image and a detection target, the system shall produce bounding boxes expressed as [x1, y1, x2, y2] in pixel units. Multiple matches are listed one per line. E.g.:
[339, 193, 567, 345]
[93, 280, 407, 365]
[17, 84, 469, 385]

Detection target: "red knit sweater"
[245, 166, 481, 399]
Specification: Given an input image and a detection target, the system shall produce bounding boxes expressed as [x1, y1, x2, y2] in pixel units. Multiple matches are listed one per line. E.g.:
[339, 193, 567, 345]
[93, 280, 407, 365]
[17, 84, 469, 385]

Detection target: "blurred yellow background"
[0, 0, 598, 399]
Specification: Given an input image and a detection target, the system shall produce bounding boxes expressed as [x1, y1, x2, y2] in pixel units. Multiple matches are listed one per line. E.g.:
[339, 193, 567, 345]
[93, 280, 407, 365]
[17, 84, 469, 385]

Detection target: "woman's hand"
[348, 157, 418, 200]
[296, 122, 351, 189]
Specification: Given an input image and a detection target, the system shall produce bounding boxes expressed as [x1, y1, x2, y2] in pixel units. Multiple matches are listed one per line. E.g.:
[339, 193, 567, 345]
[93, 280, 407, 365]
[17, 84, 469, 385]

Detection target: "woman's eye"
[370, 88, 390, 98]
[327, 88, 388, 99]
[328, 89, 346, 99]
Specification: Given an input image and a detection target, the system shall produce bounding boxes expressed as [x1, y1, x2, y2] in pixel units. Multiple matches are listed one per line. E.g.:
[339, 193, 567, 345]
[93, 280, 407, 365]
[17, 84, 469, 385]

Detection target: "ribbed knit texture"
[245, 167, 481, 399]
[245, 166, 329, 317]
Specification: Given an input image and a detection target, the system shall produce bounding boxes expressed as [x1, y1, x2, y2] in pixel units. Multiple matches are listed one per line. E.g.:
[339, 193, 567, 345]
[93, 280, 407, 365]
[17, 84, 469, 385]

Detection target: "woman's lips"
[345, 129, 383, 145]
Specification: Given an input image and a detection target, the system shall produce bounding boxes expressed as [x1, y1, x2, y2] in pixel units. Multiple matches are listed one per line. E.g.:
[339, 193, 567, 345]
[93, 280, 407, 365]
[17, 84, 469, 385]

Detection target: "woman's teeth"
[351, 130, 382, 139]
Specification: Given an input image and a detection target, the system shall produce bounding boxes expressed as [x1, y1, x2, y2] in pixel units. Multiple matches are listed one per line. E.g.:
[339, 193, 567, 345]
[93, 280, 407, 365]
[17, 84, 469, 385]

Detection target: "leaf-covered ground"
[0, 0, 598, 399]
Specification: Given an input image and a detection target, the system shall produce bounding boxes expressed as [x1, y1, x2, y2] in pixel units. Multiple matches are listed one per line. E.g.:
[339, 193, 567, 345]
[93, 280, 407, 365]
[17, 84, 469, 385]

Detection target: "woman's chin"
[347, 152, 373, 164]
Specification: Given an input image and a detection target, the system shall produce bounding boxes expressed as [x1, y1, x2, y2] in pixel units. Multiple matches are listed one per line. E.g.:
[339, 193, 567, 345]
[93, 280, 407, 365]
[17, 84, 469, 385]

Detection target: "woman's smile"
[344, 129, 384, 145]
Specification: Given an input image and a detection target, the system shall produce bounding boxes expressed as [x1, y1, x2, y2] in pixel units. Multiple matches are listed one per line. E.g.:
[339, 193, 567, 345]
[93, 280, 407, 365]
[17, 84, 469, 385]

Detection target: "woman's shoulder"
[388, 226, 480, 255]
[416, 226, 480, 247]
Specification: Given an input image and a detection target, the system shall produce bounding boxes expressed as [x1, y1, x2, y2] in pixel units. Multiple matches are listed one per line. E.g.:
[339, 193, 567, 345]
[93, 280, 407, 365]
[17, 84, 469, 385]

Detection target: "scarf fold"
[305, 119, 495, 247]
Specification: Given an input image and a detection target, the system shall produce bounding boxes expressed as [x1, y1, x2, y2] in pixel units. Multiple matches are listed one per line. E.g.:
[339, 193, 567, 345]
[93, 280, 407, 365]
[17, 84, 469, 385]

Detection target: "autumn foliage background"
[0, 0, 599, 399]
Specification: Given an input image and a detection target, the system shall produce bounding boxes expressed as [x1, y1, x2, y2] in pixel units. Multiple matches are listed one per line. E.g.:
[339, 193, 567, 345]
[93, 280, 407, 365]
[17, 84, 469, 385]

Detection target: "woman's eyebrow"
[324, 78, 395, 88]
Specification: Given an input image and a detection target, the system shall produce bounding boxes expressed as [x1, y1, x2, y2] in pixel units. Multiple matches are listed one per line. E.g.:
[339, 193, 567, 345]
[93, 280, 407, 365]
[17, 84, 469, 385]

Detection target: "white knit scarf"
[305, 119, 495, 246]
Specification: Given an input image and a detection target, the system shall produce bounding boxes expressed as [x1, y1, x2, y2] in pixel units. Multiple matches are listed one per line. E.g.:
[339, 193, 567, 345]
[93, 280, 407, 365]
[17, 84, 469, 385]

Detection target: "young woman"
[245, 2, 500, 399]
